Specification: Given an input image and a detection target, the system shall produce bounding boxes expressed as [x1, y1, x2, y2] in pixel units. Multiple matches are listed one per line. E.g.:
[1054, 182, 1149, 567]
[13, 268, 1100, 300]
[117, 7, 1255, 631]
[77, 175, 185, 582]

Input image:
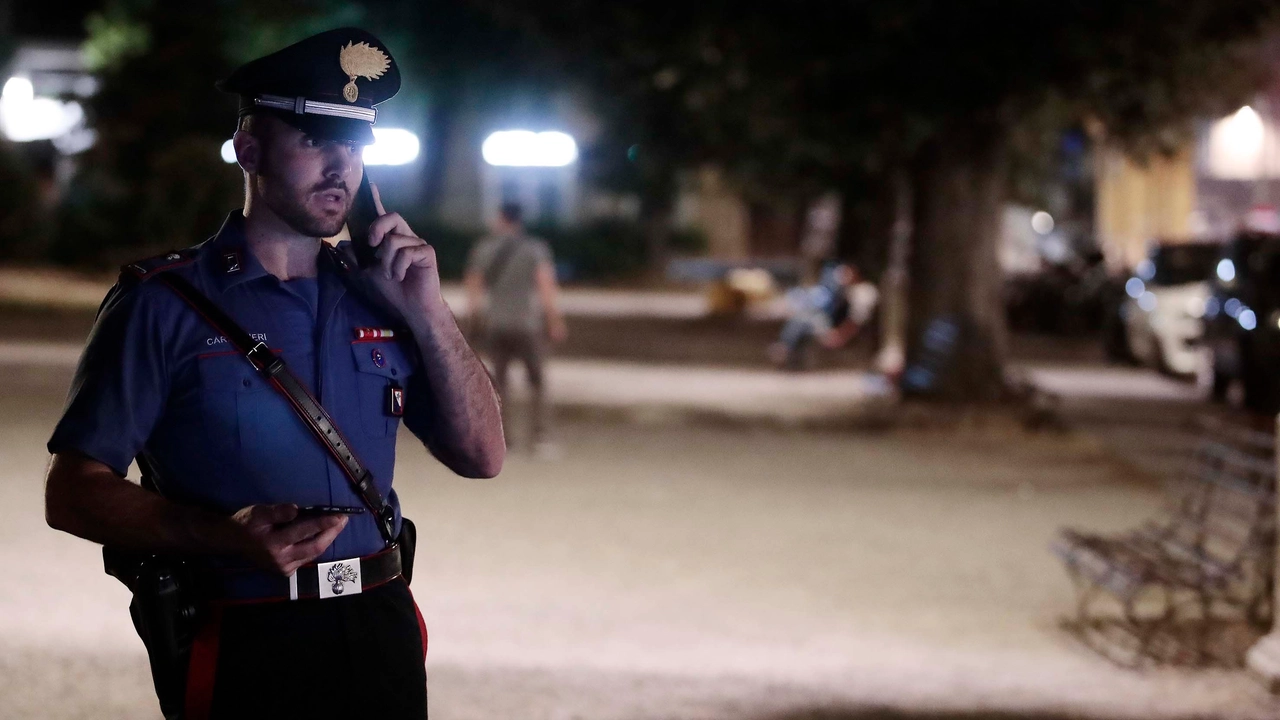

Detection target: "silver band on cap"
[254, 94, 377, 123]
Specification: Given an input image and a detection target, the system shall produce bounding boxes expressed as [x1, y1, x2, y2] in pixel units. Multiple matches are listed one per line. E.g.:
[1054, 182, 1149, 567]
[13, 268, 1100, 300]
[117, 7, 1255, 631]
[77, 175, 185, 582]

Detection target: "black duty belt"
[208, 545, 402, 603]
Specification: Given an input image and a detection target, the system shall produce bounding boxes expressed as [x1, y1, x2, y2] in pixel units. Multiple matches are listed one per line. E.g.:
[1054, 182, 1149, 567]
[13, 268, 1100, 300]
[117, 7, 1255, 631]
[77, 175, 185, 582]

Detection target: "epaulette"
[120, 247, 200, 282]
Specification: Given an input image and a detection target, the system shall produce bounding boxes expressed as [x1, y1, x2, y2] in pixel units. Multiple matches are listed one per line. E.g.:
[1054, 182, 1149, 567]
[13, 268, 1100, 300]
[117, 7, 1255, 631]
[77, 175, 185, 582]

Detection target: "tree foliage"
[53, 0, 242, 265]
[481, 0, 1280, 398]
[483, 1, 1279, 192]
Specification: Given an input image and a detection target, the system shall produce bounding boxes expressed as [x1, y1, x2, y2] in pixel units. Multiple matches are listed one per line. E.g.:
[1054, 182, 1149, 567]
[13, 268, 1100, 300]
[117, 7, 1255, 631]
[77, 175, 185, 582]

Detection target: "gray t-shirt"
[466, 233, 553, 333]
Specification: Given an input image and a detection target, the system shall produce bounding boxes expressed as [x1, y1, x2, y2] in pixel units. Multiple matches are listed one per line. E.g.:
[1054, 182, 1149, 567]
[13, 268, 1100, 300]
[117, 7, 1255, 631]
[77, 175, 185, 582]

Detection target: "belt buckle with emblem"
[319, 558, 362, 599]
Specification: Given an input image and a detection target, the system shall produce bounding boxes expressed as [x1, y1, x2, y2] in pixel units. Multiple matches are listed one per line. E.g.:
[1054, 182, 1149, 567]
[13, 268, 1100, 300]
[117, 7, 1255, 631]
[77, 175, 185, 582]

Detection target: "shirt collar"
[202, 211, 272, 294]
[202, 211, 339, 294]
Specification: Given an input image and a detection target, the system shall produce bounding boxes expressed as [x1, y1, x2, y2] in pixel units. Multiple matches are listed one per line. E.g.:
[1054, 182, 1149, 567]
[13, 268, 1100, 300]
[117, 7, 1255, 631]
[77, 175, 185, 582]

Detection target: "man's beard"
[258, 153, 353, 238]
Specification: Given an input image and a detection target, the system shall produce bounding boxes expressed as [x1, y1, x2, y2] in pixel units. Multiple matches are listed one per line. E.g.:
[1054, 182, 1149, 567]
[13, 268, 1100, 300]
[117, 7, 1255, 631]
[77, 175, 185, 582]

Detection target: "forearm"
[45, 453, 241, 555]
[407, 302, 505, 477]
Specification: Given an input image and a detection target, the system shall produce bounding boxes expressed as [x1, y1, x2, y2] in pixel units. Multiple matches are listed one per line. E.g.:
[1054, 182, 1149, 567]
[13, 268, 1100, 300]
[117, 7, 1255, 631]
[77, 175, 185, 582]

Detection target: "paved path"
[1017, 362, 1239, 481]
[2, 346, 1279, 719]
[1, 338, 886, 427]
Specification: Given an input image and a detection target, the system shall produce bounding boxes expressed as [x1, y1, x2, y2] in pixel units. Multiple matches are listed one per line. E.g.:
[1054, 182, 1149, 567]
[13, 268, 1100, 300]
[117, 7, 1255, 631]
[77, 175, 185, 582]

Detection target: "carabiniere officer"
[44, 28, 505, 719]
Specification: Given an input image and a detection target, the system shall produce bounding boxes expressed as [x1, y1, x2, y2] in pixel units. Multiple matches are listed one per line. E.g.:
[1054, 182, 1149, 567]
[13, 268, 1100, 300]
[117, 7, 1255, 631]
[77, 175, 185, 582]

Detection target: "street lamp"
[481, 130, 578, 167]
[0, 76, 85, 143]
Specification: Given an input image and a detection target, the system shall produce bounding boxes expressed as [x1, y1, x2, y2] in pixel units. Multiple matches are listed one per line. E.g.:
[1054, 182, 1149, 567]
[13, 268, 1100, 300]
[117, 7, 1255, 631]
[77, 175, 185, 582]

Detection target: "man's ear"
[232, 129, 261, 174]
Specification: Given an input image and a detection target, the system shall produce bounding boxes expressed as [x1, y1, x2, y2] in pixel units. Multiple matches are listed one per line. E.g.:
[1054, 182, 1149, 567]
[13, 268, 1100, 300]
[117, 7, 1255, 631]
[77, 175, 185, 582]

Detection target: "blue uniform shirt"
[48, 212, 434, 562]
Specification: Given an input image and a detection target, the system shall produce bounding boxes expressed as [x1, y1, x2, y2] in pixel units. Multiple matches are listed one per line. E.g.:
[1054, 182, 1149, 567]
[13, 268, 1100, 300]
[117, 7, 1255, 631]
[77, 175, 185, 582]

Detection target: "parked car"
[1006, 250, 1110, 336]
[1205, 231, 1280, 412]
[1119, 241, 1220, 376]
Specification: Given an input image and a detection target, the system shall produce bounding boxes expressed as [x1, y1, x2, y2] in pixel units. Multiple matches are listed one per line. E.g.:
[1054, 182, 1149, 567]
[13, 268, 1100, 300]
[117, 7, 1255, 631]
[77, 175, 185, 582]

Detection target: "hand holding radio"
[353, 178, 446, 324]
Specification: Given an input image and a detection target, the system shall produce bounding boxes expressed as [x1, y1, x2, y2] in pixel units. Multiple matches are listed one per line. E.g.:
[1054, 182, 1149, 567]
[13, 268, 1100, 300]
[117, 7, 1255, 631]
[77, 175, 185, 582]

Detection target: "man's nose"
[323, 144, 357, 180]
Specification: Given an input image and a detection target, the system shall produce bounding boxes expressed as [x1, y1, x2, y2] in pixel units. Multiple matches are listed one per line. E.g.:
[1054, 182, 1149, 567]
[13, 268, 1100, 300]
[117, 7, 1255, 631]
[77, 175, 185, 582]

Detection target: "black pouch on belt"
[397, 516, 417, 584]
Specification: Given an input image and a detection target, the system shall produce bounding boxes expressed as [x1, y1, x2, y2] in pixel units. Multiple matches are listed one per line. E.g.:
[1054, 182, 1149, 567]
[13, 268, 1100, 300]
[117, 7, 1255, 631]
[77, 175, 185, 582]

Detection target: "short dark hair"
[499, 202, 523, 224]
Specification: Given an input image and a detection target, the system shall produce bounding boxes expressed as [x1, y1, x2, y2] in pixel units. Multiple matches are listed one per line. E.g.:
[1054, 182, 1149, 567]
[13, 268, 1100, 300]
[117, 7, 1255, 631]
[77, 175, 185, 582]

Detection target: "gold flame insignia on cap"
[338, 41, 390, 103]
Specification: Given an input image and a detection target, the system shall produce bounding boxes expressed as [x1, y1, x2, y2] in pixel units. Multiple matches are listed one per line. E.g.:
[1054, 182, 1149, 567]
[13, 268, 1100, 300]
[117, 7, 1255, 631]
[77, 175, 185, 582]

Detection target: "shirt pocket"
[196, 353, 272, 456]
[350, 341, 409, 437]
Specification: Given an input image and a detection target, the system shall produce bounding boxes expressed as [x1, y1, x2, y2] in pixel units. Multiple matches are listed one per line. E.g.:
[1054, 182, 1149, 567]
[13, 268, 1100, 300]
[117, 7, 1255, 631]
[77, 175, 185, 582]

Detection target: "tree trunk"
[419, 93, 458, 220]
[902, 129, 1009, 401]
[639, 167, 676, 276]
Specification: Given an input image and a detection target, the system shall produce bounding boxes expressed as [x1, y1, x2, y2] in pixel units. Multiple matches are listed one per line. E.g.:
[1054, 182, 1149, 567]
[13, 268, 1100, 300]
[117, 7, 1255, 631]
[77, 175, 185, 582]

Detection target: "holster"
[104, 547, 203, 720]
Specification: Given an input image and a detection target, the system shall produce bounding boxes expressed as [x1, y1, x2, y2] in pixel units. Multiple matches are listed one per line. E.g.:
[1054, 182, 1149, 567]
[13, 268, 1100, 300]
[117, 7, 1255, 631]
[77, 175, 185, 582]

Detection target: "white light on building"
[0, 76, 86, 143]
[220, 128, 421, 166]
[364, 128, 420, 166]
[482, 130, 578, 167]
[1206, 105, 1278, 180]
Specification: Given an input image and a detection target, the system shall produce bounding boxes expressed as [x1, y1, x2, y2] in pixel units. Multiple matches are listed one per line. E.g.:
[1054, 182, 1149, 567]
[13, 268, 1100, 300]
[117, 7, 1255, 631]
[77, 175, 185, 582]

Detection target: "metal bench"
[1052, 419, 1276, 666]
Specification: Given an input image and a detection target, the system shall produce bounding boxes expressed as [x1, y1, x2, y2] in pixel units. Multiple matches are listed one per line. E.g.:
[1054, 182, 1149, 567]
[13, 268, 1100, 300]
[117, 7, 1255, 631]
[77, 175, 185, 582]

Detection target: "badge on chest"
[386, 383, 404, 417]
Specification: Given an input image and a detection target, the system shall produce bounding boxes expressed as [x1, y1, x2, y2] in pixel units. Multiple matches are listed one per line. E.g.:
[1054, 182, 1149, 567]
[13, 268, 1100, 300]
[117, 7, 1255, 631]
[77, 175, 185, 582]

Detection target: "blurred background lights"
[219, 128, 421, 166]
[482, 130, 578, 167]
[0, 76, 85, 142]
[1030, 211, 1054, 234]
[1124, 277, 1145, 299]
[363, 128, 420, 166]
[1136, 258, 1155, 281]
[1239, 307, 1258, 331]
[1217, 258, 1236, 283]
[1137, 291, 1157, 312]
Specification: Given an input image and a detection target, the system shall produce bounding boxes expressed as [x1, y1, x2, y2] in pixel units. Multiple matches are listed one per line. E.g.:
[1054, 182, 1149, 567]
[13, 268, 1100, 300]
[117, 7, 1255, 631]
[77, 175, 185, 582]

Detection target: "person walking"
[465, 202, 568, 457]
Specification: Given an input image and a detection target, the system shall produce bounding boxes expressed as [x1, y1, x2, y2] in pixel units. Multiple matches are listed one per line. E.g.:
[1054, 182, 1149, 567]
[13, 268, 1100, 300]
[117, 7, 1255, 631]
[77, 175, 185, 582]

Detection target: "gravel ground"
[2, 361, 1278, 719]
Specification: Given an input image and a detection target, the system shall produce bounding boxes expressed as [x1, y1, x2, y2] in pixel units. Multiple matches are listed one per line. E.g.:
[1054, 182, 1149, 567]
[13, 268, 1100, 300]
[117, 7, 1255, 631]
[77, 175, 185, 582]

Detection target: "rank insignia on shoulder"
[121, 248, 197, 280]
[223, 251, 243, 274]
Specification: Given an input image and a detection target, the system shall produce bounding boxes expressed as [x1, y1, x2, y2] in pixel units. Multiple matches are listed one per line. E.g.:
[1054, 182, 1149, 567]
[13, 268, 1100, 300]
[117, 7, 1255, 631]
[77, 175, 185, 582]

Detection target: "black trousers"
[193, 578, 427, 719]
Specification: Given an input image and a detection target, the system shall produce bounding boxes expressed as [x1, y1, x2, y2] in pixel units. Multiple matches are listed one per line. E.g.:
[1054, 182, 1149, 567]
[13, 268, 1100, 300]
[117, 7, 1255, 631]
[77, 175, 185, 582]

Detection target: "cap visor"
[270, 110, 375, 144]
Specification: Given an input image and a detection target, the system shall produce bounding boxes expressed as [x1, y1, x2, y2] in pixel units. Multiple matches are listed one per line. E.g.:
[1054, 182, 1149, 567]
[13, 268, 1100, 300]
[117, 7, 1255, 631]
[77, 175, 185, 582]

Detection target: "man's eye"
[305, 137, 322, 147]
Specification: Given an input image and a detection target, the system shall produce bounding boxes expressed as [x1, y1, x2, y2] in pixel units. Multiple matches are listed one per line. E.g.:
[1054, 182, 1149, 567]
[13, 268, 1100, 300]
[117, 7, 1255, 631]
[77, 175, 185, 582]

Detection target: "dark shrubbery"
[413, 217, 658, 283]
[0, 142, 47, 261]
[529, 219, 649, 282]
